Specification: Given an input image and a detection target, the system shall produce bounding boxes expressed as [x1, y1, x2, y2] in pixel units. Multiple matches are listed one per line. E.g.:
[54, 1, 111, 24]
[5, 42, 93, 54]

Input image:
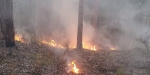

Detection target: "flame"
[15, 34, 97, 51]
[42, 40, 64, 48]
[82, 43, 96, 51]
[68, 60, 79, 73]
[41, 40, 97, 51]
[15, 35, 24, 43]
[110, 47, 116, 50]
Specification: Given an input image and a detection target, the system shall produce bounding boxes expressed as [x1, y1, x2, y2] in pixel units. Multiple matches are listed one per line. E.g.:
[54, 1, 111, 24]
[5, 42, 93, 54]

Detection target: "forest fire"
[83, 44, 96, 51]
[68, 60, 79, 74]
[14, 34, 117, 51]
[14, 34, 97, 51]
[14, 35, 24, 43]
[42, 40, 64, 48]
[41, 40, 97, 51]
[110, 47, 116, 50]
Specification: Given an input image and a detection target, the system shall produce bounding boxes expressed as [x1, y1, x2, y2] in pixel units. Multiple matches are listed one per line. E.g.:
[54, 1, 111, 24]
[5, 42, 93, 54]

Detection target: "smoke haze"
[13, 0, 150, 50]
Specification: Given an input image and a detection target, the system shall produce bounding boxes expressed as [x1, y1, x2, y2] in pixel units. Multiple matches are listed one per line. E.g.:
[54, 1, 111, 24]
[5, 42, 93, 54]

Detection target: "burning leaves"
[42, 40, 97, 51]
[110, 47, 116, 50]
[83, 44, 96, 51]
[14, 34, 118, 51]
[68, 60, 79, 74]
[15, 35, 24, 43]
[42, 40, 64, 48]
[14, 34, 97, 51]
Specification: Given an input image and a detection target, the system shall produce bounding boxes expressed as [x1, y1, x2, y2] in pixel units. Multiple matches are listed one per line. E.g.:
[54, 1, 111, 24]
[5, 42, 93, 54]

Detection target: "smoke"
[13, 0, 150, 50]
[12, 0, 150, 73]
[51, 0, 95, 46]
[94, 0, 150, 50]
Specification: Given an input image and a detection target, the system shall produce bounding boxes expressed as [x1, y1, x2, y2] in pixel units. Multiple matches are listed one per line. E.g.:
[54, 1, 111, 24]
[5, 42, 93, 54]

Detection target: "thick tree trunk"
[77, 0, 84, 49]
[0, 0, 15, 47]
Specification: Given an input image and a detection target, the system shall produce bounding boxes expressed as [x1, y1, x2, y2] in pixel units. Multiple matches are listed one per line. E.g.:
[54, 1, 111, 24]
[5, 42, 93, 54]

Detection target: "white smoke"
[13, 0, 150, 50]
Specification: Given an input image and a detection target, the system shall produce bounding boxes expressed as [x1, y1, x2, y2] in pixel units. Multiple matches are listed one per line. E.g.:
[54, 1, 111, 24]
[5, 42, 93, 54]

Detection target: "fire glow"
[83, 43, 96, 51]
[42, 40, 64, 49]
[15, 35, 117, 51]
[68, 60, 79, 74]
[110, 47, 115, 50]
[15, 35, 24, 43]
[14, 34, 97, 51]
[42, 40, 97, 51]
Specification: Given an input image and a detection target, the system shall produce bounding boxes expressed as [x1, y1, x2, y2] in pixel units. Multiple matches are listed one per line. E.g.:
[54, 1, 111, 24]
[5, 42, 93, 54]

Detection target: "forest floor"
[0, 41, 150, 75]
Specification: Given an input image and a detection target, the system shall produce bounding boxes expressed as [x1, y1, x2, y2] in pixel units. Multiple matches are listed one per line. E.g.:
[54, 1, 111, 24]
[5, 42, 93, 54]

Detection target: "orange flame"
[83, 43, 96, 51]
[15, 35, 24, 43]
[41, 40, 97, 51]
[14, 34, 97, 51]
[110, 47, 116, 50]
[68, 60, 79, 73]
[42, 40, 64, 48]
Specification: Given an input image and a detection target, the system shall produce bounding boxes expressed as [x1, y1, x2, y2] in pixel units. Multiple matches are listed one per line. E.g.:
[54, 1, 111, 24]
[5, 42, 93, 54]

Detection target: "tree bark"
[0, 0, 6, 40]
[77, 0, 84, 49]
[0, 0, 15, 47]
[92, 0, 99, 29]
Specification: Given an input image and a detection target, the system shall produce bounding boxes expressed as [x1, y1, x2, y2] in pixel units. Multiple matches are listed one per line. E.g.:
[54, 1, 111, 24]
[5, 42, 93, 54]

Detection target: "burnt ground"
[0, 41, 150, 75]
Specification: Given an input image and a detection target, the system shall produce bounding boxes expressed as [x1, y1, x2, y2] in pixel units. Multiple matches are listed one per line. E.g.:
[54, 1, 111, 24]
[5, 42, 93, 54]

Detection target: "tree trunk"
[0, 0, 15, 47]
[77, 0, 84, 49]
[92, 0, 99, 29]
[0, 1, 6, 40]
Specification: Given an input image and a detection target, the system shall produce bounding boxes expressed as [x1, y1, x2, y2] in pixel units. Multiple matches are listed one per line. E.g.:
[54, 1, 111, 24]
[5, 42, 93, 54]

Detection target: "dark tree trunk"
[0, 0, 15, 47]
[77, 0, 84, 49]
[0, 1, 6, 40]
